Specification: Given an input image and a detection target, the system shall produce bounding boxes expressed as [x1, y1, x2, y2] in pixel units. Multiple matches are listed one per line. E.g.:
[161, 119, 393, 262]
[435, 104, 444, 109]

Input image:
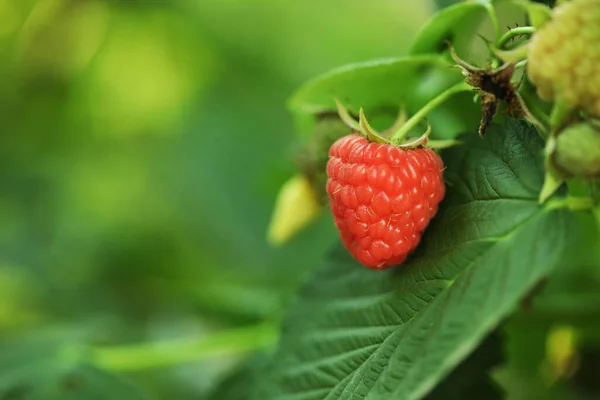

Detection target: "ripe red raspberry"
[326, 134, 445, 270]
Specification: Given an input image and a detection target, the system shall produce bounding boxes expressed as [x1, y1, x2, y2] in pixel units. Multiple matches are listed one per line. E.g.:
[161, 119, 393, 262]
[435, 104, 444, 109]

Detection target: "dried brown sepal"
[479, 92, 499, 139]
[446, 41, 543, 137]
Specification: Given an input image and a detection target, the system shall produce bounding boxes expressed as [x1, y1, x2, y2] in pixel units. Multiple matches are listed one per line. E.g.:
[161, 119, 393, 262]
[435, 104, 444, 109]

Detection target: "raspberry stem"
[539, 168, 564, 204]
[550, 97, 575, 128]
[389, 81, 472, 145]
[515, 60, 527, 70]
[90, 322, 277, 371]
[497, 26, 535, 48]
[546, 196, 595, 212]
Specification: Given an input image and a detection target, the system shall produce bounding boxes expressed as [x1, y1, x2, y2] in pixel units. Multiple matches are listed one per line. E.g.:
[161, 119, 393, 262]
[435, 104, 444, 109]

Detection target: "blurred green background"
[0, 0, 438, 398]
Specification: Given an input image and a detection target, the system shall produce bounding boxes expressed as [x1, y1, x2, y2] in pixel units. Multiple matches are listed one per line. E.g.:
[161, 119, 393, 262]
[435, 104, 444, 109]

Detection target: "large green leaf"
[288, 55, 459, 116]
[252, 120, 575, 400]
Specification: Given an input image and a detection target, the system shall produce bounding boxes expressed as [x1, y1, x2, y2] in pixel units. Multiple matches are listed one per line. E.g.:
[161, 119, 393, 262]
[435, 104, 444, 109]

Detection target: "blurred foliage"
[2, 0, 599, 399]
[0, 0, 435, 398]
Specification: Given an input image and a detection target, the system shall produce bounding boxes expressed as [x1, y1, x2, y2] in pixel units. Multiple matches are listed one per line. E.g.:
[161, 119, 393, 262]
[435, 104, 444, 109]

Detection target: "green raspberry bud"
[550, 121, 600, 178]
[299, 115, 351, 201]
[527, 0, 600, 116]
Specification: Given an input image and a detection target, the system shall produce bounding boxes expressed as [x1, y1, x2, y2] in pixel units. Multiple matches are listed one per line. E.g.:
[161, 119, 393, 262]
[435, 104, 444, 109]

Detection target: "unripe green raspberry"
[551, 121, 600, 178]
[528, 0, 600, 116]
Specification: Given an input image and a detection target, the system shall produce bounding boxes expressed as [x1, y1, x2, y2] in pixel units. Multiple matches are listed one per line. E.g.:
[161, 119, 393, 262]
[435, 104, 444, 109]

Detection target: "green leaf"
[409, 2, 490, 56]
[526, 212, 600, 320]
[0, 329, 149, 400]
[288, 55, 459, 116]
[509, 0, 552, 29]
[431, 0, 463, 10]
[208, 354, 268, 400]
[497, 214, 600, 397]
[253, 120, 576, 400]
[32, 366, 150, 400]
[425, 329, 504, 399]
[287, 55, 478, 141]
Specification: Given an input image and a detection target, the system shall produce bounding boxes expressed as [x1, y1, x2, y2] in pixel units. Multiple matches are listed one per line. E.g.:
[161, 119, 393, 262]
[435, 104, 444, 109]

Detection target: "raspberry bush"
[253, 1, 600, 399]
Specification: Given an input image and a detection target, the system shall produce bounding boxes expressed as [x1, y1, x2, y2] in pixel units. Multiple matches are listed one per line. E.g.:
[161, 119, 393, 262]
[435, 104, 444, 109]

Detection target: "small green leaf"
[527, 4, 551, 29]
[409, 2, 490, 56]
[253, 120, 576, 400]
[509, 0, 552, 29]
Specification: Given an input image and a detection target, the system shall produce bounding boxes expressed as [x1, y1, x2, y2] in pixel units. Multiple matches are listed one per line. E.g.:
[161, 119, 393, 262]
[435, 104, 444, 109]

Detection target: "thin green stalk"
[389, 81, 472, 144]
[497, 26, 535, 48]
[515, 59, 528, 70]
[550, 98, 574, 128]
[90, 322, 277, 372]
[546, 196, 595, 212]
